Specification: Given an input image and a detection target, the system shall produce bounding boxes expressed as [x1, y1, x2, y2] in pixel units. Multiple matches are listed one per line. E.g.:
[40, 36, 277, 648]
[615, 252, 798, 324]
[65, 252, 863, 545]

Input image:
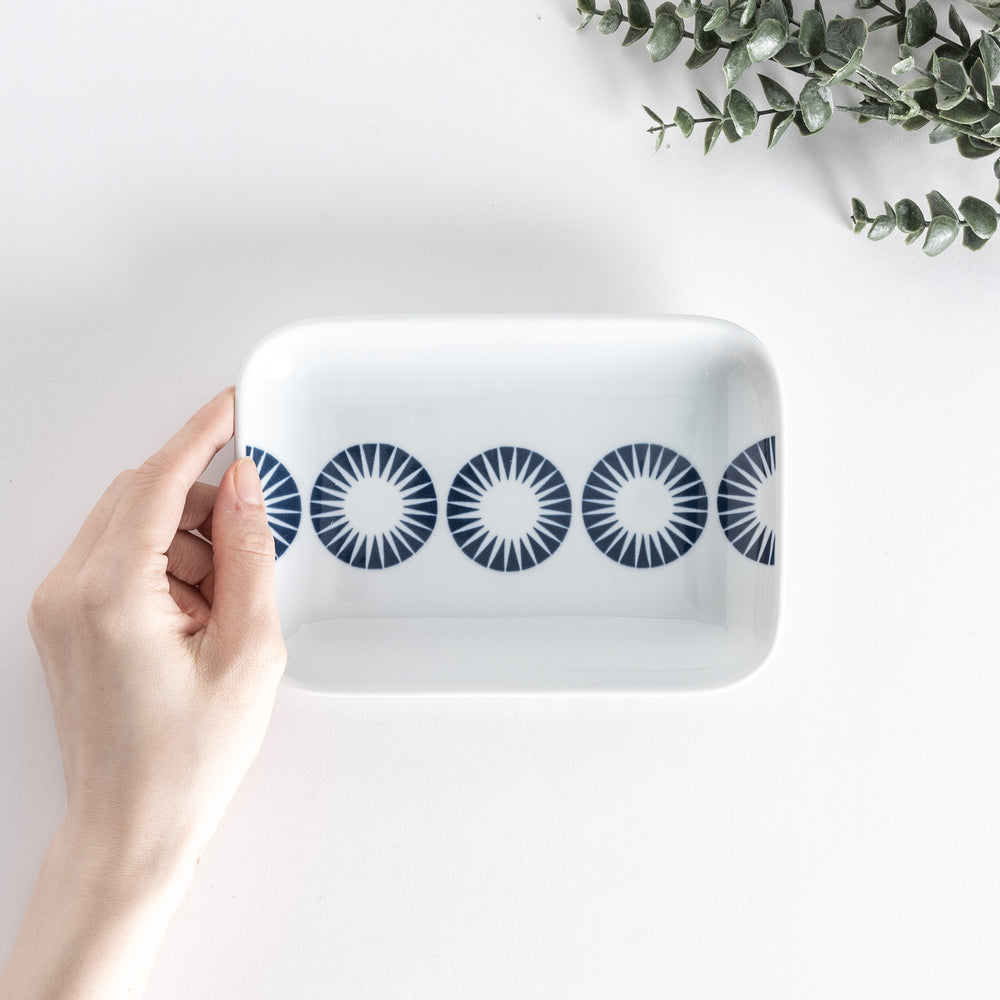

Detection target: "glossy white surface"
[3, 1, 1000, 997]
[236, 316, 780, 690]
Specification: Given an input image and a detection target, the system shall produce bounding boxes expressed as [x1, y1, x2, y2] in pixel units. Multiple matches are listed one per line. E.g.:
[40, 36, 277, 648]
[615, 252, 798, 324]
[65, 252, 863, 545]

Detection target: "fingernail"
[236, 458, 264, 506]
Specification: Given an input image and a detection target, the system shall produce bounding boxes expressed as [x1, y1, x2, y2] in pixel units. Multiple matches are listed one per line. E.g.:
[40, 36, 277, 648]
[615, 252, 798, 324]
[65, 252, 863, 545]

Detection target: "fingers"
[165, 529, 214, 593]
[168, 574, 212, 630]
[202, 458, 285, 678]
[179, 482, 218, 539]
[106, 388, 236, 558]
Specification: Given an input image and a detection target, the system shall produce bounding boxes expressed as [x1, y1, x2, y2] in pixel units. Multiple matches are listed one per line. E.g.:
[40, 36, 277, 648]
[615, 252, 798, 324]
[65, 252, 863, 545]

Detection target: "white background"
[2, 1, 998, 996]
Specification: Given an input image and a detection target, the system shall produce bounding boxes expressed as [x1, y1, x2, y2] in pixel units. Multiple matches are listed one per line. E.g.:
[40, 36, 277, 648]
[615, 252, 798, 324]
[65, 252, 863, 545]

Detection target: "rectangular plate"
[235, 315, 780, 691]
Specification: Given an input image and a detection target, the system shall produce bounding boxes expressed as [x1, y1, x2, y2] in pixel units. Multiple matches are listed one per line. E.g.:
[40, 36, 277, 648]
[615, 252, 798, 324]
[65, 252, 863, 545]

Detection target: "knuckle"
[76, 545, 131, 615]
[113, 468, 138, 490]
[27, 576, 60, 635]
[234, 528, 277, 564]
[136, 451, 189, 491]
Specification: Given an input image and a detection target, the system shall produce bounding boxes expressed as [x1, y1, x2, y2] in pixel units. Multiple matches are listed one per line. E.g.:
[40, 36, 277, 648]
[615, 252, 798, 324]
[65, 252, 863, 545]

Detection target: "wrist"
[0, 821, 196, 1000]
[55, 809, 202, 910]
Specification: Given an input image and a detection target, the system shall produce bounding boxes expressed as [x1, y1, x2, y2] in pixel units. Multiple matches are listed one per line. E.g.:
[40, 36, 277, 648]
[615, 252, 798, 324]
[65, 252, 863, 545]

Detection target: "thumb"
[206, 457, 285, 667]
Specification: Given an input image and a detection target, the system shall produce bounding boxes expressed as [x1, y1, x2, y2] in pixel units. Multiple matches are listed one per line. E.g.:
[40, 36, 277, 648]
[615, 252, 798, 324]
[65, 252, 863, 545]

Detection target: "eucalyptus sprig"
[576, 0, 1000, 254]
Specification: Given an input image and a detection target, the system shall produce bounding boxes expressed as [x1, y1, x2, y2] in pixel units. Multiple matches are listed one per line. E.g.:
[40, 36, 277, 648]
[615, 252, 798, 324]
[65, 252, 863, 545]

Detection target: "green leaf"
[643, 104, 664, 124]
[647, 11, 685, 59]
[970, 60, 993, 105]
[759, 73, 795, 110]
[936, 57, 968, 94]
[698, 89, 723, 117]
[892, 54, 915, 74]
[869, 13, 902, 31]
[901, 75, 936, 91]
[868, 215, 896, 240]
[724, 39, 752, 86]
[896, 198, 926, 231]
[693, 8, 721, 51]
[825, 16, 868, 61]
[674, 106, 695, 136]
[856, 66, 903, 100]
[981, 32, 1000, 82]
[714, 13, 752, 41]
[851, 197, 870, 222]
[598, 8, 624, 33]
[622, 24, 649, 44]
[902, 115, 930, 130]
[963, 228, 990, 250]
[905, 0, 937, 47]
[578, 0, 598, 12]
[959, 195, 999, 237]
[761, 0, 789, 30]
[726, 88, 760, 135]
[747, 17, 788, 60]
[740, 0, 758, 28]
[722, 117, 742, 142]
[929, 122, 961, 142]
[776, 41, 814, 66]
[936, 87, 971, 111]
[705, 5, 730, 30]
[686, 46, 719, 68]
[799, 78, 834, 131]
[798, 7, 826, 57]
[939, 98, 991, 123]
[927, 190, 959, 220]
[827, 46, 864, 83]
[957, 134, 1000, 157]
[628, 0, 653, 29]
[949, 4, 972, 48]
[577, 12, 595, 29]
[767, 109, 795, 146]
[923, 215, 960, 255]
[704, 119, 724, 153]
[855, 0, 880, 8]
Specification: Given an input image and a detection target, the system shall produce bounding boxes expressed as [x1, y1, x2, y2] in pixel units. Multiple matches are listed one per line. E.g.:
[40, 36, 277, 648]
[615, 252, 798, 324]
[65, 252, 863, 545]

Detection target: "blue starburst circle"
[717, 436, 777, 565]
[310, 443, 438, 569]
[447, 446, 572, 571]
[244, 446, 302, 559]
[582, 443, 708, 568]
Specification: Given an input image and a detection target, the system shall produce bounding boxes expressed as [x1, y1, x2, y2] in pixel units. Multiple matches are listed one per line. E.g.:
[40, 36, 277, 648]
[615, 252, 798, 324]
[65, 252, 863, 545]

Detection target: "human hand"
[29, 385, 286, 876]
[1, 387, 286, 999]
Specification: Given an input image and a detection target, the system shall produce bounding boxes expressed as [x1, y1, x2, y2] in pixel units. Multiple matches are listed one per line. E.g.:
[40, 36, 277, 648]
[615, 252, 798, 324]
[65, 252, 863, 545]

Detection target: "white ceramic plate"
[235, 315, 781, 692]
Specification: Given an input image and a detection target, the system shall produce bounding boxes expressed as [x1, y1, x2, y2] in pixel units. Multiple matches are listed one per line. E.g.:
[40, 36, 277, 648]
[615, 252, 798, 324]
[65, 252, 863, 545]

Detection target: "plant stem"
[651, 107, 783, 131]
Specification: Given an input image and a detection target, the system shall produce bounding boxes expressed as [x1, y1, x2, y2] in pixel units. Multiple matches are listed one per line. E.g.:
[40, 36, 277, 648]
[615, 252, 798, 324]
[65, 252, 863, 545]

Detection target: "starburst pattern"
[310, 443, 437, 569]
[717, 436, 777, 566]
[447, 446, 572, 571]
[245, 447, 302, 558]
[582, 443, 708, 568]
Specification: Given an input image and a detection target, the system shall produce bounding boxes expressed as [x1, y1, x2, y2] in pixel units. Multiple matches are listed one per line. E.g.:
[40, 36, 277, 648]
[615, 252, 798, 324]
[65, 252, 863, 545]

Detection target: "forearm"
[0, 820, 195, 1000]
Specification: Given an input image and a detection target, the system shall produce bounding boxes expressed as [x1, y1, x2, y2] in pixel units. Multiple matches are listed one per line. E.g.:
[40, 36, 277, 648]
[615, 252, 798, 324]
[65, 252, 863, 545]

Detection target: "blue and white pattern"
[447, 447, 572, 571]
[582, 444, 708, 568]
[245, 446, 302, 559]
[310, 443, 437, 569]
[717, 436, 777, 566]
